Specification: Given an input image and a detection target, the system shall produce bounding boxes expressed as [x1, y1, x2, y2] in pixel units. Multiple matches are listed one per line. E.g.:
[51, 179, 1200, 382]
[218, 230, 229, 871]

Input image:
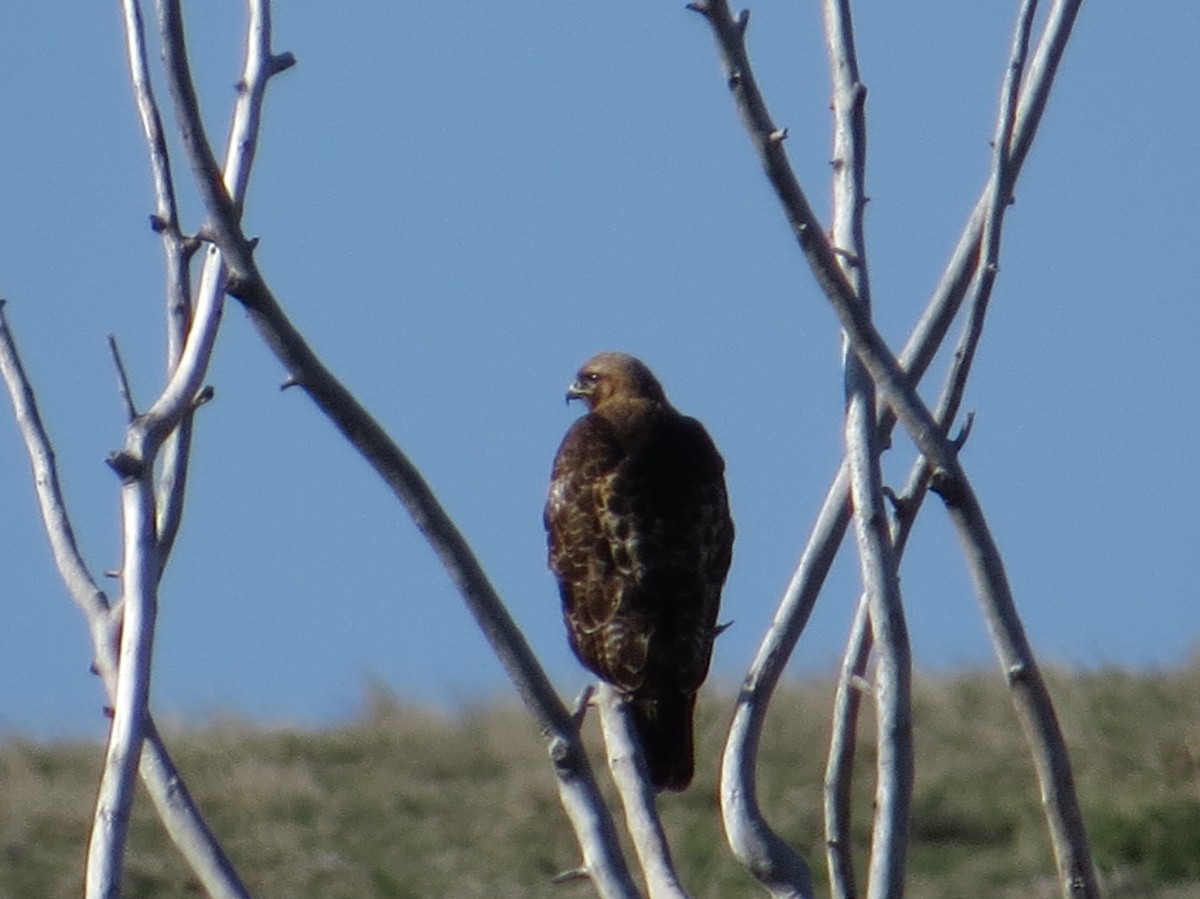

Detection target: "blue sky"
[0, 3, 1197, 738]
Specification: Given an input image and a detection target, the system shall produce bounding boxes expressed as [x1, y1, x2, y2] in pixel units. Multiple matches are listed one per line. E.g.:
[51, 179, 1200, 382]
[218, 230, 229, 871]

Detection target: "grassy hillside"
[3, 662, 1200, 898]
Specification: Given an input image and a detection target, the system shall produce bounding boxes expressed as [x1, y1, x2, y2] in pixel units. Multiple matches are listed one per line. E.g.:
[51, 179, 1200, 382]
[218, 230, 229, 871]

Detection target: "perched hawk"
[545, 352, 734, 791]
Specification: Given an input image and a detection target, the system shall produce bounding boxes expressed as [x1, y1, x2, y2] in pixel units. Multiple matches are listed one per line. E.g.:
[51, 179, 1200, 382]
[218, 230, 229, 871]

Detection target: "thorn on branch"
[149, 214, 169, 234]
[849, 674, 874, 694]
[736, 8, 750, 36]
[551, 867, 591, 885]
[833, 246, 862, 269]
[570, 684, 595, 729]
[269, 52, 297, 76]
[714, 619, 734, 638]
[928, 467, 966, 507]
[193, 384, 215, 410]
[685, 1, 712, 19]
[280, 374, 304, 391]
[104, 569, 121, 579]
[768, 127, 789, 145]
[727, 68, 743, 90]
[548, 733, 581, 780]
[107, 334, 138, 421]
[952, 411, 976, 451]
[1007, 662, 1029, 683]
[102, 705, 115, 720]
[106, 450, 145, 483]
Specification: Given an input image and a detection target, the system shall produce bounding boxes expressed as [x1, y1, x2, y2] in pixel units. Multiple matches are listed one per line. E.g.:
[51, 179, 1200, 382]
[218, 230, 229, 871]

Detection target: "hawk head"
[566, 352, 667, 411]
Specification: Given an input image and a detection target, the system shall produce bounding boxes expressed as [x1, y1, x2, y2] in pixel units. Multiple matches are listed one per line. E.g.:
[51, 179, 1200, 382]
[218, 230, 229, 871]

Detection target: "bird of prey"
[545, 352, 733, 791]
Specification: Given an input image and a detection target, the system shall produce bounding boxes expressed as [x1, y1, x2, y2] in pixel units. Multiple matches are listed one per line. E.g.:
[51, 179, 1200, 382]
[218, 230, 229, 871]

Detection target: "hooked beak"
[565, 380, 589, 405]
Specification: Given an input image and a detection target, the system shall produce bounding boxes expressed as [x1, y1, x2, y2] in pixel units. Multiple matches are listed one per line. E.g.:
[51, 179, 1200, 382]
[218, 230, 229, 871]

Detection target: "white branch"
[823, 595, 871, 899]
[822, 4, 913, 896]
[154, 2, 641, 895]
[1, 300, 250, 899]
[697, 1, 1096, 897]
[597, 685, 689, 899]
[84, 460, 160, 899]
[121, 0, 198, 569]
[83, 0, 293, 888]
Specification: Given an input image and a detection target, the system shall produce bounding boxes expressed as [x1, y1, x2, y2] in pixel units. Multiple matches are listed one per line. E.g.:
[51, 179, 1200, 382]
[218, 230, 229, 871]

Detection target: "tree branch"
[823, 595, 871, 899]
[0, 300, 251, 899]
[154, 2, 640, 895]
[86, 449, 161, 899]
[821, 4, 913, 897]
[83, 0, 295, 887]
[120, 0, 199, 572]
[699, 1, 1096, 896]
[597, 685, 689, 899]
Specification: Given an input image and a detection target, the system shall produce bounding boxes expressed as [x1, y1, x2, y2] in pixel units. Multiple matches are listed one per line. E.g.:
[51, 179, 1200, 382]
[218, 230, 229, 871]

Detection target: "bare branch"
[1, 300, 251, 899]
[87, 273, 229, 897]
[699, 1, 1097, 896]
[0, 303, 112, 623]
[154, 2, 640, 895]
[893, 0, 1084, 398]
[821, 4, 913, 895]
[121, 0, 197, 570]
[823, 0, 1035, 860]
[107, 334, 139, 422]
[823, 596, 871, 899]
[597, 685, 689, 899]
[720, 479, 842, 899]
[82, 1, 295, 886]
[86, 461, 160, 899]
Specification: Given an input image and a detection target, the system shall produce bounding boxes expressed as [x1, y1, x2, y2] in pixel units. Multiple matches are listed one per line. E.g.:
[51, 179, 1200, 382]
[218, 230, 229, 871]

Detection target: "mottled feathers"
[545, 352, 733, 791]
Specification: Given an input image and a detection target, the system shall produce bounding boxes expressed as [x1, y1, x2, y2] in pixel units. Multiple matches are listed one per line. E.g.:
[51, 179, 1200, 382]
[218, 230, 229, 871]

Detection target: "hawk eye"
[582, 372, 601, 383]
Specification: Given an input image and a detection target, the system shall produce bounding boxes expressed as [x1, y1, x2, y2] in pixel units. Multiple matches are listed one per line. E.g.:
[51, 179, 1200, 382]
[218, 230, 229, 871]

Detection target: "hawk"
[545, 352, 734, 791]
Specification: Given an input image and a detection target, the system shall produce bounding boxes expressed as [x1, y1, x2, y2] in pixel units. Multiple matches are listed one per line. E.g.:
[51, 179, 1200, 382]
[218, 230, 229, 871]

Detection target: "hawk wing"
[545, 409, 733, 697]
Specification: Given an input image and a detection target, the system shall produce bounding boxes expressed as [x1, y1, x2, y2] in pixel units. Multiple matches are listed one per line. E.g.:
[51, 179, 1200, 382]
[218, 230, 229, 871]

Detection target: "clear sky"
[0, 3, 1197, 739]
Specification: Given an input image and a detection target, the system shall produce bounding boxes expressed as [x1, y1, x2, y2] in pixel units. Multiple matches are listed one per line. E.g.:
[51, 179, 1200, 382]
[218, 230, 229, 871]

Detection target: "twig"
[822, 0, 1035, 890]
[121, 0, 197, 571]
[821, 4, 913, 898]
[823, 595, 871, 899]
[107, 334, 139, 422]
[87, 454, 161, 899]
[1, 302, 247, 899]
[597, 685, 689, 899]
[155, 2, 639, 895]
[114, 3, 256, 896]
[699, 1, 1097, 896]
[85, 0, 272, 885]
[0, 303, 112, 624]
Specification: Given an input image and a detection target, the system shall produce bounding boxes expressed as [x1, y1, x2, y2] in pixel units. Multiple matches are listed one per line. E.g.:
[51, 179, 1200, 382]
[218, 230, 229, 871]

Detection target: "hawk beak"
[566, 380, 589, 404]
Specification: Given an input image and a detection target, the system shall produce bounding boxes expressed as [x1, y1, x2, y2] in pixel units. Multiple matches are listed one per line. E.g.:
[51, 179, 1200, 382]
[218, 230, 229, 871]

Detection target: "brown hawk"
[545, 352, 734, 791]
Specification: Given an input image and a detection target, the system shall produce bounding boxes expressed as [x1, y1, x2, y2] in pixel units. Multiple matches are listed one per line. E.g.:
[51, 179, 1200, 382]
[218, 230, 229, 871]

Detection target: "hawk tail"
[630, 692, 697, 792]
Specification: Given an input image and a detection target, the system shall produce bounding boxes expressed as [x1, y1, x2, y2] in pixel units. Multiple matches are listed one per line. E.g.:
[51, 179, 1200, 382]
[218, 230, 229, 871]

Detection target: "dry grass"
[3, 664, 1200, 898]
